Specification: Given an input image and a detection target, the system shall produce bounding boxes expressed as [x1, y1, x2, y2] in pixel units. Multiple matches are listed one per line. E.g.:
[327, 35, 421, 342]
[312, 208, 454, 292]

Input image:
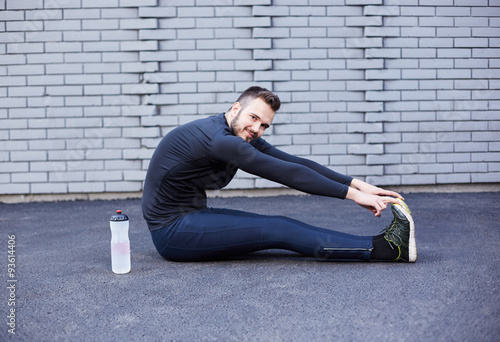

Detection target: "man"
[142, 86, 416, 262]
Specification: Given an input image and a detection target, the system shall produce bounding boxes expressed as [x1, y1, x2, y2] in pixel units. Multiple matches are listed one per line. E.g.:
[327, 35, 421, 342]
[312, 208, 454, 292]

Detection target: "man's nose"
[252, 122, 260, 134]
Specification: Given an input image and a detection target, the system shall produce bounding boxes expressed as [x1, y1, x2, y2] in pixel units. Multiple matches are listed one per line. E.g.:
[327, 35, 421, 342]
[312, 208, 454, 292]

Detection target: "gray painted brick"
[346, 16, 382, 27]
[197, 18, 233, 29]
[290, 6, 326, 17]
[105, 181, 142, 192]
[385, 17, 418, 27]
[234, 38, 271, 49]
[400, 7, 435, 17]
[365, 175, 401, 186]
[121, 0, 156, 6]
[325, 6, 361, 17]
[0, 10, 24, 21]
[365, 48, 400, 58]
[348, 165, 384, 176]
[0, 183, 30, 194]
[454, 163, 488, 173]
[30, 161, 65, 172]
[122, 83, 158, 95]
[140, 29, 175, 40]
[11, 150, 47, 162]
[472, 172, 500, 183]
[31, 183, 68, 193]
[63, 9, 101, 19]
[139, 7, 175, 18]
[215, 7, 251, 18]
[29, 139, 66, 150]
[364, 26, 400, 37]
[401, 153, 441, 165]
[347, 122, 383, 133]
[437, 173, 471, 184]
[278, 144, 312, 156]
[472, 152, 500, 162]
[234, 17, 271, 28]
[292, 92, 328, 102]
[437, 27, 471, 37]
[366, 133, 401, 144]
[0, 32, 24, 44]
[346, 0, 382, 5]
[25, 9, 62, 20]
[348, 144, 384, 155]
[273, 17, 307, 28]
[51, 171, 85, 183]
[420, 163, 453, 174]
[366, 112, 400, 122]
[272, 38, 308, 49]
[385, 143, 419, 154]
[120, 18, 157, 30]
[7, 43, 44, 54]
[9, 86, 44, 97]
[82, 0, 118, 8]
[254, 28, 290, 39]
[366, 154, 401, 165]
[102, 8, 139, 20]
[216, 50, 251, 61]
[68, 182, 104, 193]
[437, 153, 471, 163]
[234, 60, 272, 71]
[253, 6, 289, 17]
[364, 6, 399, 16]
[254, 49, 290, 60]
[347, 37, 383, 48]
[6, 20, 43, 32]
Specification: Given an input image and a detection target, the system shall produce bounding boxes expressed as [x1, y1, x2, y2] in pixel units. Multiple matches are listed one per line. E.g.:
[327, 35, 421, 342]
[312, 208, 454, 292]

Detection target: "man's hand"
[350, 178, 403, 199]
[346, 179, 403, 217]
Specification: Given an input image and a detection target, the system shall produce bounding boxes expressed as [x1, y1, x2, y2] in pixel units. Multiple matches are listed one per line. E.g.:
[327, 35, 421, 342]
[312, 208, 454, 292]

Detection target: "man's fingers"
[382, 196, 400, 205]
[380, 190, 404, 200]
[390, 191, 404, 200]
[374, 201, 385, 217]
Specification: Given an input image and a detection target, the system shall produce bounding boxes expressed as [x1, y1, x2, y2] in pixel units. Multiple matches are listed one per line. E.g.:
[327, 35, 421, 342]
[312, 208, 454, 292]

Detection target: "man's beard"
[229, 110, 241, 136]
[230, 110, 255, 141]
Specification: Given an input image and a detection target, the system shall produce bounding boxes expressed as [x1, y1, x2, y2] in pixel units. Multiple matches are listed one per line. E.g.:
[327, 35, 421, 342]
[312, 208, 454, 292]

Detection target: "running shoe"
[383, 202, 416, 262]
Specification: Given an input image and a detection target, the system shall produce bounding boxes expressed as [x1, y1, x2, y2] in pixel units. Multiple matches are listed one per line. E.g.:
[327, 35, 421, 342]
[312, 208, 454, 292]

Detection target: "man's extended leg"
[151, 208, 374, 262]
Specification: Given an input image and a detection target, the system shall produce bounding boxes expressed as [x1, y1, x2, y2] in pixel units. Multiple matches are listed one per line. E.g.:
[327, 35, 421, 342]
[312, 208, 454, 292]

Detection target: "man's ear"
[230, 102, 240, 118]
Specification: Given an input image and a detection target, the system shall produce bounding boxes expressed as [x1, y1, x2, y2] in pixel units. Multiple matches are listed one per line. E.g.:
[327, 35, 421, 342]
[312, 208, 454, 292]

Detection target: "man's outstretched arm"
[212, 136, 351, 199]
[255, 140, 352, 186]
[255, 139, 404, 217]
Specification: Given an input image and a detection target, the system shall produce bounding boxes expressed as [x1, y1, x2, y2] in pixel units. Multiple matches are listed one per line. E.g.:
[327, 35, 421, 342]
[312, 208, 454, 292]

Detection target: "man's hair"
[235, 86, 281, 112]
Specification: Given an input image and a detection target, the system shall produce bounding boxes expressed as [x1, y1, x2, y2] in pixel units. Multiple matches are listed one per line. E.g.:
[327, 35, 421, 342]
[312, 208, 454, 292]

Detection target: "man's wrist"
[350, 178, 363, 191]
[345, 186, 359, 201]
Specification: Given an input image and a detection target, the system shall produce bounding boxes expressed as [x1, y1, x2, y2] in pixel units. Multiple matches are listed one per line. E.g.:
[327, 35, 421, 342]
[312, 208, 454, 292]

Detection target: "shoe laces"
[382, 216, 409, 249]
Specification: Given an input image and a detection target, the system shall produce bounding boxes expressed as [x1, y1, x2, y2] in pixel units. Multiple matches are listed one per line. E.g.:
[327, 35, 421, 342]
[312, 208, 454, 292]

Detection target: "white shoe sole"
[394, 201, 416, 262]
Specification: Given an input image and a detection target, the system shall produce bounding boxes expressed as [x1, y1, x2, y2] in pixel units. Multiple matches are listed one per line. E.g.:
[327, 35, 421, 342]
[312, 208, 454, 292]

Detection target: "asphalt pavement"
[0, 192, 499, 341]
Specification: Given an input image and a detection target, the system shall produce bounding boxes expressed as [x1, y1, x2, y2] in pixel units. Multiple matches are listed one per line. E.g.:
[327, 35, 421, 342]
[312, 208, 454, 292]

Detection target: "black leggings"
[150, 208, 373, 262]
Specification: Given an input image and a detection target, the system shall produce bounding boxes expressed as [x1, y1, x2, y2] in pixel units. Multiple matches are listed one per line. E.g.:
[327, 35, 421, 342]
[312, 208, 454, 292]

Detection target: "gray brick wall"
[1, 0, 499, 197]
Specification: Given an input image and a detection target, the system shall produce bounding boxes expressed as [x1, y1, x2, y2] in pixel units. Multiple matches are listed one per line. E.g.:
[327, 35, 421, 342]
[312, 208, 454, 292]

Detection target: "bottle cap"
[110, 210, 129, 221]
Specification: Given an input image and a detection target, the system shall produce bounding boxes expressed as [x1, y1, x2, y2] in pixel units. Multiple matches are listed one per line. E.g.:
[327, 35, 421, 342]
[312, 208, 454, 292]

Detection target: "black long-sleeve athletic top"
[142, 113, 353, 232]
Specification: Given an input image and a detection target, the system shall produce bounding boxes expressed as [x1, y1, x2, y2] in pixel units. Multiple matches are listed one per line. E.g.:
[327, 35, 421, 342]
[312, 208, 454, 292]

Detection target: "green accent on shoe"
[396, 198, 412, 216]
[382, 204, 417, 262]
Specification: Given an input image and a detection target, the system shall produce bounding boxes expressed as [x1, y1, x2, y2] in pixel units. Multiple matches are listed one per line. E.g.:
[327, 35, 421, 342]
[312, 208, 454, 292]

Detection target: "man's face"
[227, 98, 275, 142]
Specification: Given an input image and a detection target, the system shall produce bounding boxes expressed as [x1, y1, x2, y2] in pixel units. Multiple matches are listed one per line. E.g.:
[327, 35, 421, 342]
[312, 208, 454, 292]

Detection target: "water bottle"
[110, 210, 131, 274]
